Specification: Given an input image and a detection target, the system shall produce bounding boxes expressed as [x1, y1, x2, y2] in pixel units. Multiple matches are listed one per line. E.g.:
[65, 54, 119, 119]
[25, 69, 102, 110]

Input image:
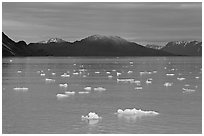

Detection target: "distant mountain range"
[2, 32, 202, 57]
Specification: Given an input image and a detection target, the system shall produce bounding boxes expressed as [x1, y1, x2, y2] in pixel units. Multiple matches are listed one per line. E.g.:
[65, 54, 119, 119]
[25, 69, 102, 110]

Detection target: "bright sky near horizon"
[2, 2, 202, 44]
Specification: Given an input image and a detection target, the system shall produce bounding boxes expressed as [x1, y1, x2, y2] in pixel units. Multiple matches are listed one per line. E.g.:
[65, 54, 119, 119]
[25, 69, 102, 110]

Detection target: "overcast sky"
[2, 2, 202, 44]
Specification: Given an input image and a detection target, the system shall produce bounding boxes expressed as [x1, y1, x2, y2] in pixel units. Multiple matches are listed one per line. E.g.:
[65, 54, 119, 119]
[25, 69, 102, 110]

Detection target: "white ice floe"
[84, 87, 92, 91]
[116, 72, 121, 76]
[112, 69, 116, 72]
[108, 75, 113, 78]
[59, 83, 68, 88]
[177, 77, 186, 81]
[184, 84, 190, 87]
[82, 112, 102, 120]
[106, 72, 111, 74]
[94, 71, 100, 74]
[17, 70, 22, 73]
[134, 87, 143, 90]
[40, 73, 45, 76]
[65, 91, 75, 95]
[13, 87, 28, 91]
[73, 72, 79, 75]
[56, 93, 69, 98]
[153, 71, 157, 73]
[9, 59, 13, 62]
[195, 76, 200, 79]
[140, 71, 152, 75]
[45, 78, 55, 82]
[83, 75, 87, 78]
[117, 78, 135, 83]
[134, 80, 141, 85]
[166, 73, 175, 76]
[182, 88, 196, 94]
[116, 108, 159, 116]
[129, 61, 133, 64]
[78, 91, 90, 94]
[61, 73, 70, 77]
[94, 87, 106, 92]
[164, 82, 173, 87]
[48, 69, 50, 71]
[146, 79, 152, 84]
[127, 71, 133, 74]
[51, 73, 56, 75]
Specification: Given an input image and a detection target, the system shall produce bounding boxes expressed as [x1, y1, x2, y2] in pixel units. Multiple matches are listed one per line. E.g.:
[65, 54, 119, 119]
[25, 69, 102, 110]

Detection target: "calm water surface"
[2, 57, 202, 134]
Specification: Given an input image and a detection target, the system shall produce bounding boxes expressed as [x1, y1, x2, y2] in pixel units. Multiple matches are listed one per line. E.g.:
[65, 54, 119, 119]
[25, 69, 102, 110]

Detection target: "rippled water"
[2, 57, 202, 134]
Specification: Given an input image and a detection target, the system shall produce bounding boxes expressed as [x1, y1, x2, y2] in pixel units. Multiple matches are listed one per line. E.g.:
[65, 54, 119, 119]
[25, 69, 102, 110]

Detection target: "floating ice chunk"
[51, 73, 56, 75]
[127, 71, 133, 74]
[164, 82, 173, 87]
[83, 75, 87, 78]
[94, 71, 100, 74]
[140, 71, 151, 75]
[17, 70, 22, 73]
[153, 71, 157, 73]
[116, 108, 159, 116]
[184, 84, 190, 87]
[78, 91, 90, 94]
[182, 88, 196, 94]
[129, 61, 133, 64]
[146, 79, 152, 84]
[112, 69, 116, 72]
[73, 72, 79, 75]
[56, 93, 69, 98]
[94, 87, 106, 92]
[59, 83, 68, 88]
[82, 112, 102, 120]
[9, 59, 13, 62]
[195, 76, 200, 79]
[117, 78, 135, 83]
[13, 87, 28, 91]
[45, 78, 55, 82]
[84, 87, 92, 91]
[40, 73, 45, 76]
[166, 73, 175, 76]
[116, 72, 121, 76]
[134, 80, 141, 85]
[65, 91, 75, 95]
[48, 69, 50, 71]
[106, 72, 111, 74]
[61, 73, 70, 77]
[134, 87, 143, 90]
[108, 75, 113, 78]
[177, 77, 186, 81]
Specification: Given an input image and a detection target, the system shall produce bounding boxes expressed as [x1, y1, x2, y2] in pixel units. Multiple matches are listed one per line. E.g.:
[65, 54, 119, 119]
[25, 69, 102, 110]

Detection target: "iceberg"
[13, 87, 29, 91]
[84, 87, 92, 91]
[117, 108, 159, 116]
[59, 83, 68, 88]
[81, 112, 102, 120]
[94, 87, 106, 92]
[177, 77, 185, 81]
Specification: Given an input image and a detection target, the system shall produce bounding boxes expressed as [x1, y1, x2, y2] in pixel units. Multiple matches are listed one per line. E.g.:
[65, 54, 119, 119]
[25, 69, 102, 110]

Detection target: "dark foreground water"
[2, 57, 202, 134]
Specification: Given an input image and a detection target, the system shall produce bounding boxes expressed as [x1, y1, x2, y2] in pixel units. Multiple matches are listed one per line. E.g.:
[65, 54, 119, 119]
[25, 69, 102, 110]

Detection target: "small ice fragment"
[153, 71, 157, 73]
[106, 72, 111, 74]
[59, 83, 68, 88]
[182, 88, 196, 94]
[61, 73, 70, 77]
[56, 93, 69, 98]
[65, 91, 75, 95]
[9, 59, 13, 62]
[177, 77, 185, 81]
[129, 61, 133, 64]
[134, 87, 143, 90]
[48, 69, 50, 71]
[116, 72, 121, 76]
[127, 71, 133, 74]
[52, 73, 56, 75]
[164, 82, 173, 87]
[166, 73, 175, 76]
[84, 87, 91, 91]
[40, 73, 45, 76]
[73, 72, 79, 75]
[94, 87, 106, 92]
[83, 75, 87, 77]
[78, 91, 90, 94]
[17, 70, 22, 73]
[82, 112, 102, 120]
[112, 69, 116, 72]
[184, 84, 190, 87]
[36, 71, 41, 74]
[13, 87, 28, 91]
[146, 79, 152, 84]
[94, 71, 100, 74]
[116, 108, 159, 116]
[108, 75, 113, 78]
[45, 78, 55, 82]
[195, 76, 200, 79]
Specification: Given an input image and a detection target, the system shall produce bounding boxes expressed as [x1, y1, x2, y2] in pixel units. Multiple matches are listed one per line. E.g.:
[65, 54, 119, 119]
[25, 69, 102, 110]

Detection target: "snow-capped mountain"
[39, 38, 67, 44]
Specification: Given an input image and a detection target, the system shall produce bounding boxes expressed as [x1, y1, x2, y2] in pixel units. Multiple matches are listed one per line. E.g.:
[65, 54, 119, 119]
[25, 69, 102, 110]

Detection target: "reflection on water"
[2, 57, 202, 134]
